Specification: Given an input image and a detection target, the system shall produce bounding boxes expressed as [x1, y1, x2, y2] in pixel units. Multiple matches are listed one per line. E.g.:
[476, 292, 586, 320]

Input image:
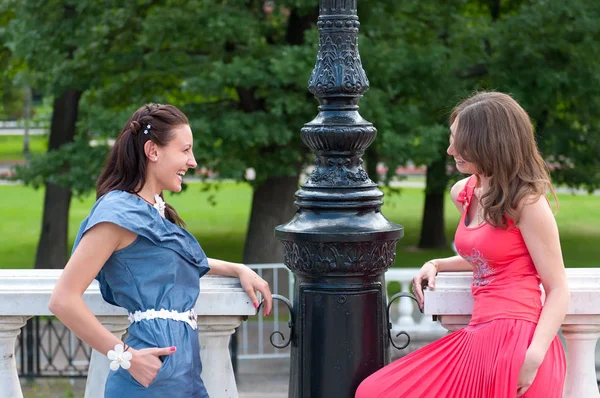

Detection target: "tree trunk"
[34, 89, 82, 269]
[242, 175, 300, 264]
[418, 153, 448, 249]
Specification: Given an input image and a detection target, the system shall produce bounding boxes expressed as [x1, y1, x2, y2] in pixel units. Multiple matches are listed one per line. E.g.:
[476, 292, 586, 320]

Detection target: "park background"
[0, 0, 599, 397]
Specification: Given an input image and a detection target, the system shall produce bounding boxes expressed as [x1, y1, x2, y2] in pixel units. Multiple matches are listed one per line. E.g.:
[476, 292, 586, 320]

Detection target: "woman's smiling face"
[153, 124, 197, 193]
[447, 117, 478, 175]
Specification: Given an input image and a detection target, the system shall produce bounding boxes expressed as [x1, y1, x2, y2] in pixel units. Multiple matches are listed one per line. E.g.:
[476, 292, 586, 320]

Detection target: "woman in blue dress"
[49, 104, 273, 397]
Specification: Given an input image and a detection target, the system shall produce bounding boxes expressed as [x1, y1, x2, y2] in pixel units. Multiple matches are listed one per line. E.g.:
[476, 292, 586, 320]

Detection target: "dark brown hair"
[450, 91, 557, 229]
[97, 104, 189, 227]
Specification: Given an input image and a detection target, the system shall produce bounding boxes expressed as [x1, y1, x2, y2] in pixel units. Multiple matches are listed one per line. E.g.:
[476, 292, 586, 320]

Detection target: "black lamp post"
[274, 1, 404, 396]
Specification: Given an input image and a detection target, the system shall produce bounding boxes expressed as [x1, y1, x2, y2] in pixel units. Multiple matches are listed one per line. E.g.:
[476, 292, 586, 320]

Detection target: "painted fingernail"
[253, 302, 259, 309]
[170, 346, 176, 352]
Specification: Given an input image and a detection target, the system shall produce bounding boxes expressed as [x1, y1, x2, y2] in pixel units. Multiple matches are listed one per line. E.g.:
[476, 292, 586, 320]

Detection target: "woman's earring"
[154, 157, 158, 161]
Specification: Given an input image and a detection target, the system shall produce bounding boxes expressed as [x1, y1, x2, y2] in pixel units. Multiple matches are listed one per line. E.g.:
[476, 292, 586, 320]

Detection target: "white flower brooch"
[107, 343, 132, 371]
[153, 194, 166, 218]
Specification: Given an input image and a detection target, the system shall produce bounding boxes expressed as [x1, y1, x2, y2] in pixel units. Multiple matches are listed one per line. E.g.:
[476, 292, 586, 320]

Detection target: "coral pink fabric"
[454, 176, 543, 325]
[355, 175, 566, 398]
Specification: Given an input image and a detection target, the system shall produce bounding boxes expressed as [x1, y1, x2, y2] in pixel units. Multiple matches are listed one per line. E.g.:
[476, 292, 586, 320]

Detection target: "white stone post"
[562, 323, 600, 398]
[199, 316, 245, 398]
[84, 316, 130, 398]
[0, 316, 29, 398]
[438, 315, 471, 333]
[397, 281, 416, 327]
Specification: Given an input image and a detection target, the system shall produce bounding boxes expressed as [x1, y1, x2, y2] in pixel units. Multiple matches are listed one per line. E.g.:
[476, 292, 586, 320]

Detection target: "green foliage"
[1, 182, 598, 269]
[2, 0, 599, 194]
[487, 1, 600, 191]
[12, 137, 108, 195]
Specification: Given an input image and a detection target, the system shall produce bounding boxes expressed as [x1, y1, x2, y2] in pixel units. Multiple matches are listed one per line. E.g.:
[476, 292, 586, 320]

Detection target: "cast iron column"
[275, 1, 403, 397]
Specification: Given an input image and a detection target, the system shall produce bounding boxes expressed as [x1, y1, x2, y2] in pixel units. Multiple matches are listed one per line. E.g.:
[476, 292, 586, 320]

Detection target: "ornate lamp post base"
[274, 1, 404, 396]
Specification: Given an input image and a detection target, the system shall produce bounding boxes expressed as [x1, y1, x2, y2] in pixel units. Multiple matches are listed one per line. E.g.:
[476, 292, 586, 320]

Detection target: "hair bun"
[129, 120, 141, 134]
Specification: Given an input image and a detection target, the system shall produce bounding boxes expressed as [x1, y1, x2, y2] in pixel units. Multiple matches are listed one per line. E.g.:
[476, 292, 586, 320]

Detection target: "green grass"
[0, 134, 47, 162]
[0, 182, 598, 269]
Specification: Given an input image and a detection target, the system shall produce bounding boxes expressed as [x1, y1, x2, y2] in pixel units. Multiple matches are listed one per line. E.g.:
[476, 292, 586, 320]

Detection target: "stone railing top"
[424, 268, 600, 317]
[385, 268, 417, 281]
[0, 270, 256, 317]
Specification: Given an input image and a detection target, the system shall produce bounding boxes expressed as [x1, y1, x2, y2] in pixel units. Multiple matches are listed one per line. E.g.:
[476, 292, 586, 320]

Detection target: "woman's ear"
[144, 140, 158, 162]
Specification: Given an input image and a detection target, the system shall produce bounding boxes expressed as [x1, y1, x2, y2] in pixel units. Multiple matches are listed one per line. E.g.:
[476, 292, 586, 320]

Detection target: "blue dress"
[72, 190, 210, 397]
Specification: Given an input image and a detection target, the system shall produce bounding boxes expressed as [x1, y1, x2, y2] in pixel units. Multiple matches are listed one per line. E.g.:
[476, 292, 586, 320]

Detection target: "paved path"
[19, 359, 290, 397]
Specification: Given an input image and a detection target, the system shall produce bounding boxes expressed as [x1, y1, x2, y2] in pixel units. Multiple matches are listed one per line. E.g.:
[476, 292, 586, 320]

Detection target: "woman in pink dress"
[356, 91, 568, 398]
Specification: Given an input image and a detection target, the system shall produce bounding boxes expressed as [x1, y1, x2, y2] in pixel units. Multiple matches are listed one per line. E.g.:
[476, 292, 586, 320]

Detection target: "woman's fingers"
[150, 346, 176, 357]
[427, 272, 435, 289]
[255, 280, 273, 316]
[412, 276, 424, 308]
[244, 286, 260, 309]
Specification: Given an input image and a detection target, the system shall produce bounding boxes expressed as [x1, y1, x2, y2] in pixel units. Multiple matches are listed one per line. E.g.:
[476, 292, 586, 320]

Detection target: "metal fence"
[17, 317, 92, 378]
[234, 264, 295, 361]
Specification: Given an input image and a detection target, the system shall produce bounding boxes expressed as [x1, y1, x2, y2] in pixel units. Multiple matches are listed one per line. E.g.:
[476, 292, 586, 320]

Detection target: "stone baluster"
[0, 316, 30, 398]
[84, 316, 130, 398]
[562, 323, 600, 398]
[397, 281, 416, 327]
[198, 315, 245, 398]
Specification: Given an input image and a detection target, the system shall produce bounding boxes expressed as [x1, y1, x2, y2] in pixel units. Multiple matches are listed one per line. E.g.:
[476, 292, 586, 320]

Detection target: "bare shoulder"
[450, 176, 471, 212]
[517, 194, 554, 224]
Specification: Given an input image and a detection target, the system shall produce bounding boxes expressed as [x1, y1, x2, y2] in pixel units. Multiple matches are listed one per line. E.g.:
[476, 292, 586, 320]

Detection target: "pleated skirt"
[355, 319, 565, 398]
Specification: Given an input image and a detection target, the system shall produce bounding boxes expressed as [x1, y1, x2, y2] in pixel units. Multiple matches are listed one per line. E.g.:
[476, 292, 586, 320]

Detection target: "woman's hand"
[516, 347, 544, 397]
[237, 265, 273, 316]
[128, 346, 176, 387]
[412, 260, 438, 310]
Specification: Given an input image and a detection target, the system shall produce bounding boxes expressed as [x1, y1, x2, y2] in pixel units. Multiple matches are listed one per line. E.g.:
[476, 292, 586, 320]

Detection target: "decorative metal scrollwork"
[256, 294, 295, 349]
[386, 292, 419, 350]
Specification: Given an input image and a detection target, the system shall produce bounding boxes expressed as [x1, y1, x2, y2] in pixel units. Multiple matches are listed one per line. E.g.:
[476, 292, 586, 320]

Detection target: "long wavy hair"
[96, 104, 189, 227]
[450, 91, 557, 229]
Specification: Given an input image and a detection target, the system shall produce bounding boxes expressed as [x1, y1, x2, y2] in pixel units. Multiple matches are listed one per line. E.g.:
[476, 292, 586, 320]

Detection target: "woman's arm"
[412, 256, 473, 309]
[49, 223, 128, 355]
[516, 195, 569, 396]
[207, 258, 273, 316]
[412, 177, 474, 308]
[430, 256, 473, 273]
[49, 223, 174, 387]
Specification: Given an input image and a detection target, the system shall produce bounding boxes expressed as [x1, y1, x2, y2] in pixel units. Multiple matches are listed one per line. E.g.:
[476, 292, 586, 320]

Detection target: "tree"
[359, 0, 600, 250]
[487, 0, 600, 192]
[6, 0, 599, 269]
[357, 1, 478, 249]
[4, 1, 157, 268]
[77, 1, 322, 264]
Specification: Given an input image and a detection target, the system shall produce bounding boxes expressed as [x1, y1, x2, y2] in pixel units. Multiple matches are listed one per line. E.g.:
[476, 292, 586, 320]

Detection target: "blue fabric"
[72, 190, 210, 397]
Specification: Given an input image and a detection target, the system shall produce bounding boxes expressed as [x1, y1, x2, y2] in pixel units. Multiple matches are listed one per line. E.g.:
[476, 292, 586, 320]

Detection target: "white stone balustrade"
[385, 269, 447, 359]
[0, 270, 255, 398]
[424, 268, 600, 398]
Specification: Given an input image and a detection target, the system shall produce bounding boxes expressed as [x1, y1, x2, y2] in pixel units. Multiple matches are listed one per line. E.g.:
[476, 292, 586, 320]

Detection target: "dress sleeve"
[80, 191, 209, 274]
[456, 175, 477, 206]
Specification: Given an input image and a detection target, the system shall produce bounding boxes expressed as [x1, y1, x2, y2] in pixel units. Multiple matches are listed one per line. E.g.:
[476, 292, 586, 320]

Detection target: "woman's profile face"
[153, 124, 197, 193]
[447, 118, 478, 175]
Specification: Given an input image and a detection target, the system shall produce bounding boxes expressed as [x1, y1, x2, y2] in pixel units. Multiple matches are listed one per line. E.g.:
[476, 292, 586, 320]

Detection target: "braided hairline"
[129, 104, 164, 135]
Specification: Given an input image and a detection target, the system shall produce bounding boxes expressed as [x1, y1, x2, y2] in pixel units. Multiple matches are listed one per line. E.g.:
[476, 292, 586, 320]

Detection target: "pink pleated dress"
[355, 176, 566, 398]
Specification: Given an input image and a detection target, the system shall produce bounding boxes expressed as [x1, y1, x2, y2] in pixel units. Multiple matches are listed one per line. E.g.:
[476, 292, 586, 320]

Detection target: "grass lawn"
[0, 182, 598, 269]
[0, 134, 47, 162]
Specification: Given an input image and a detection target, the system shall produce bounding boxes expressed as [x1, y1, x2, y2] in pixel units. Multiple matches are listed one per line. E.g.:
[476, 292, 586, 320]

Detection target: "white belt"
[128, 308, 197, 330]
